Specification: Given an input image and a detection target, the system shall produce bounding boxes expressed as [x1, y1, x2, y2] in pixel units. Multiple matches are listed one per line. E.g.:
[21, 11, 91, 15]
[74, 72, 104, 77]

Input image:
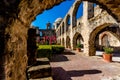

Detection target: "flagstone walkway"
[50, 49, 120, 80]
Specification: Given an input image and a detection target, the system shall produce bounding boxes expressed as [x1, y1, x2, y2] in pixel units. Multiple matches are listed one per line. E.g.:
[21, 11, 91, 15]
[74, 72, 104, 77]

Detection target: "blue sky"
[31, 0, 83, 29]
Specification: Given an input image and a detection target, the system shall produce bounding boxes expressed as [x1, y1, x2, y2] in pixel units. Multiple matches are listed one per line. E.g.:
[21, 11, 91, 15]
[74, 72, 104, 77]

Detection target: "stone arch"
[65, 14, 71, 31]
[66, 36, 71, 48]
[72, 0, 82, 27]
[71, 0, 120, 23]
[89, 23, 120, 56]
[1, 0, 120, 79]
[73, 32, 84, 49]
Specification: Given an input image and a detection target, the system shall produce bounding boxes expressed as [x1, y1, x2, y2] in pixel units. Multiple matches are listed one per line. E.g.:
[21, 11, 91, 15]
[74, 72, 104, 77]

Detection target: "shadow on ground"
[50, 49, 75, 62]
[50, 54, 69, 62]
[52, 67, 102, 80]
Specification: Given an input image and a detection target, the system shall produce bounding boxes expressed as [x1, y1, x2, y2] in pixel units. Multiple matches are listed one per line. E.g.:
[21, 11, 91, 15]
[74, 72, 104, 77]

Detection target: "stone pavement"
[50, 49, 120, 80]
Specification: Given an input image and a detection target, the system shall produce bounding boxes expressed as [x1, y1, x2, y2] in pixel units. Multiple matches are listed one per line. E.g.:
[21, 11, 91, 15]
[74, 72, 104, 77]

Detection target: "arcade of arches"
[0, 0, 120, 80]
[55, 0, 120, 56]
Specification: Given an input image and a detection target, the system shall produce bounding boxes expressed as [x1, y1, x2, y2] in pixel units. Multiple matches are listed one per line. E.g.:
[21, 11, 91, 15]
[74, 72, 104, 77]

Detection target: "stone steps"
[27, 58, 52, 80]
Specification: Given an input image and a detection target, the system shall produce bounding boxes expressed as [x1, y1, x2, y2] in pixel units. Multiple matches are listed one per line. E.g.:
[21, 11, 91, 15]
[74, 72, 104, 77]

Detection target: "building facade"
[55, 1, 120, 56]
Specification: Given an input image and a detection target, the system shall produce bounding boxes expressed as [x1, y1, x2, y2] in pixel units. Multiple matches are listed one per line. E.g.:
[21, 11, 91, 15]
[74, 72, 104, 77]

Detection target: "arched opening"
[1, 0, 120, 80]
[72, 1, 83, 27]
[89, 23, 120, 56]
[101, 34, 109, 47]
[62, 22, 64, 34]
[73, 32, 84, 50]
[66, 14, 71, 31]
[66, 36, 71, 48]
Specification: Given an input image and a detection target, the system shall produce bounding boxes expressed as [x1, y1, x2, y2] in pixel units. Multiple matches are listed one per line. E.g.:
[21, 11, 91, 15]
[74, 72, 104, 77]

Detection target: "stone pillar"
[82, 1, 95, 56]
[70, 14, 74, 49]
[60, 27, 62, 45]
[64, 22, 67, 48]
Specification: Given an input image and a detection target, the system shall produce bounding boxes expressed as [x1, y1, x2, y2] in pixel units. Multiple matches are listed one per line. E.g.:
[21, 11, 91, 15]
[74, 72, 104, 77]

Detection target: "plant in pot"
[76, 43, 82, 52]
[103, 47, 113, 62]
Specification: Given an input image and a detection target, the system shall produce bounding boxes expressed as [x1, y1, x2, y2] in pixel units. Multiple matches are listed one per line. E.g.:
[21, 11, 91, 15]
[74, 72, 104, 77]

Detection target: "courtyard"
[50, 49, 120, 80]
[0, 0, 120, 79]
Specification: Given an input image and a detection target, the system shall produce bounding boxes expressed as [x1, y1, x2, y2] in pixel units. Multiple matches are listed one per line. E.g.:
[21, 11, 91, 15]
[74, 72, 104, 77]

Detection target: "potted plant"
[103, 47, 113, 62]
[76, 43, 82, 52]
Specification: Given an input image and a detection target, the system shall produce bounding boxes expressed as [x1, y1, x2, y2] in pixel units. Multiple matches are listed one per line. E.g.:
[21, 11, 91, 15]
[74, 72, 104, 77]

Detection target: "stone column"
[60, 26, 62, 45]
[64, 22, 67, 48]
[82, 1, 95, 56]
[70, 14, 74, 49]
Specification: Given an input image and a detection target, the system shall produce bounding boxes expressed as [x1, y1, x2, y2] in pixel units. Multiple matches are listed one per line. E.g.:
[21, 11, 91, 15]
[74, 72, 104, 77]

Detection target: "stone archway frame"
[73, 32, 84, 50]
[1, 0, 120, 79]
[72, 0, 83, 27]
[89, 23, 113, 56]
[82, 0, 120, 22]
[71, 0, 120, 24]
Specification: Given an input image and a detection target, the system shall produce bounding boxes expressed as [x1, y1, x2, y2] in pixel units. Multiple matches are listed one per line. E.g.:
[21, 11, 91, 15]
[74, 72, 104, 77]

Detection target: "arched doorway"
[66, 36, 71, 48]
[89, 23, 120, 56]
[73, 32, 84, 50]
[1, 0, 120, 80]
[101, 34, 109, 47]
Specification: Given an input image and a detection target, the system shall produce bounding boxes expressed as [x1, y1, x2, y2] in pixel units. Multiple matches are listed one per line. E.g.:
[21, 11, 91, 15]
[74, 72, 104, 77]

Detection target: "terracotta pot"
[76, 48, 81, 52]
[103, 53, 112, 62]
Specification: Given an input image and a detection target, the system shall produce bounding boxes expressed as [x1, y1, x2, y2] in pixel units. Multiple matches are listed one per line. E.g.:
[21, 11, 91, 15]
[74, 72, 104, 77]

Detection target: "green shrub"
[76, 43, 82, 48]
[37, 45, 52, 58]
[52, 45, 65, 54]
[37, 45, 65, 58]
[103, 47, 113, 54]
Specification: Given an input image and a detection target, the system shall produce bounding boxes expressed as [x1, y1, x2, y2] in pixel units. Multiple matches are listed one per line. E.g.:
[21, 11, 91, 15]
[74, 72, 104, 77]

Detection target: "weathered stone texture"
[0, 0, 63, 80]
[56, 0, 120, 56]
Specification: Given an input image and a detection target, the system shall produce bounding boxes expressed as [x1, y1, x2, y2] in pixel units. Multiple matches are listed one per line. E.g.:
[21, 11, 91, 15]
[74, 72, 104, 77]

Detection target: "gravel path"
[50, 49, 120, 80]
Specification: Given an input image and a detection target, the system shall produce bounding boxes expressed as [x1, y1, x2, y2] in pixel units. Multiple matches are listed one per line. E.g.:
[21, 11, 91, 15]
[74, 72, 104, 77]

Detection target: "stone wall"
[0, 0, 63, 80]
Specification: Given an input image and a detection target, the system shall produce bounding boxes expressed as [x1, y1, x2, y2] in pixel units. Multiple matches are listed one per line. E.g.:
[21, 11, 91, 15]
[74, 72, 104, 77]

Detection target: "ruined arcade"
[0, 0, 120, 80]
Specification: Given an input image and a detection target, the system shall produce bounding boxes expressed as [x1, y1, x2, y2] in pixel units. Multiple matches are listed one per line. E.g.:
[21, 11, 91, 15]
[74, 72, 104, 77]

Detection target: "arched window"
[66, 15, 71, 31]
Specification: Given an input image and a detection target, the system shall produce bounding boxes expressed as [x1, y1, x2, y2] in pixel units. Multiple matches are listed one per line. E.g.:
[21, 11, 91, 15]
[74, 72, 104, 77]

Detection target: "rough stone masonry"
[0, 0, 120, 80]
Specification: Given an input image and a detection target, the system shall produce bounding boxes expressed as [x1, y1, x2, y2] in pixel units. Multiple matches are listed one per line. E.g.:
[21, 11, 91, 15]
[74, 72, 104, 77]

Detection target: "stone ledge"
[36, 58, 49, 62]
[27, 58, 52, 79]
[29, 77, 53, 80]
[27, 64, 51, 72]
